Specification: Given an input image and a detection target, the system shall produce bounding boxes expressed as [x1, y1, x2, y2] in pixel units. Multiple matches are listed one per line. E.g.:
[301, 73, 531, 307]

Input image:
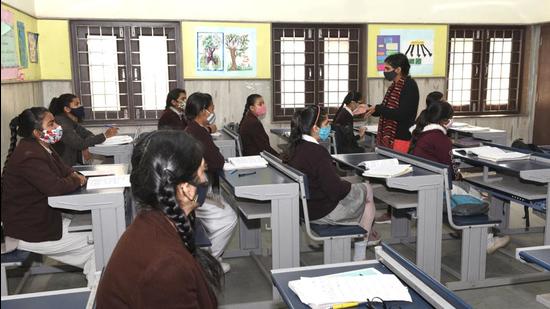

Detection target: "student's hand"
[208, 124, 218, 133]
[364, 106, 376, 118]
[72, 172, 87, 187]
[82, 149, 92, 162]
[358, 126, 366, 138]
[104, 127, 119, 138]
[352, 104, 368, 116]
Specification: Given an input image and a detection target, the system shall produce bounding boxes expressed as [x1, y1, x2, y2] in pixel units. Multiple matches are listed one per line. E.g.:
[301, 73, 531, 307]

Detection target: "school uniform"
[158, 107, 187, 131]
[184, 120, 237, 259]
[95, 210, 217, 309]
[333, 106, 364, 154]
[53, 114, 106, 166]
[411, 124, 453, 168]
[287, 135, 367, 223]
[1, 137, 95, 283]
[239, 111, 278, 156]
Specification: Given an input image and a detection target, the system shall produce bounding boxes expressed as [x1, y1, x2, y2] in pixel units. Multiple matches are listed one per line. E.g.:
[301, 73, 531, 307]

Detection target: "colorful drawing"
[17, 21, 28, 68]
[376, 35, 400, 71]
[197, 32, 223, 71]
[27, 32, 39, 63]
[224, 33, 252, 71]
[1, 8, 18, 68]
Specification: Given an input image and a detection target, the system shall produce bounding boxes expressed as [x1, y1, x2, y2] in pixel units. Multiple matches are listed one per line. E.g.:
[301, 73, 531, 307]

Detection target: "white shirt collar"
[343, 105, 353, 116]
[301, 134, 319, 144]
[169, 106, 183, 118]
[422, 124, 447, 135]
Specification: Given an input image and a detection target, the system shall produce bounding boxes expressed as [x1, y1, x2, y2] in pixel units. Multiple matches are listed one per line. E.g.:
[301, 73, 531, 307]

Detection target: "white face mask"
[206, 110, 216, 125]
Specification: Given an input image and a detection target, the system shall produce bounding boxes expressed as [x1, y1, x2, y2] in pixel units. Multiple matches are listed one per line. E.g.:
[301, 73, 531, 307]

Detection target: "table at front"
[48, 164, 128, 271]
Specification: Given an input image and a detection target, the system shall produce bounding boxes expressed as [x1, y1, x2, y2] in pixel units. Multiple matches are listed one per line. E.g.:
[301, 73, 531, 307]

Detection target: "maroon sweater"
[95, 210, 217, 309]
[1, 138, 80, 242]
[411, 129, 453, 168]
[158, 108, 187, 131]
[185, 120, 224, 173]
[288, 140, 351, 220]
[239, 112, 278, 156]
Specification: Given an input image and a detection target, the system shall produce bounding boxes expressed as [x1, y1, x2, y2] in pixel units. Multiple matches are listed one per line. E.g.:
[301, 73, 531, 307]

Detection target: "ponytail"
[1, 117, 20, 182]
[334, 91, 362, 121]
[240, 94, 261, 126]
[49, 93, 77, 116]
[409, 100, 454, 153]
[281, 105, 327, 162]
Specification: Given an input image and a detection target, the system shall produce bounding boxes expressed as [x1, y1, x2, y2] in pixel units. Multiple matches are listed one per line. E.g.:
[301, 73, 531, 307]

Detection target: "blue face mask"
[318, 124, 331, 141]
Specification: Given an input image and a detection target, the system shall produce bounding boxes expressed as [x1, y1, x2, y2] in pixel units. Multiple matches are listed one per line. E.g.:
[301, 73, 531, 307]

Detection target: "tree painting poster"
[194, 26, 256, 77]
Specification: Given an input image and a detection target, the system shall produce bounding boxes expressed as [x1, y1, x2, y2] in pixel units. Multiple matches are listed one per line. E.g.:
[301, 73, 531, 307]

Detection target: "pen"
[332, 302, 364, 309]
[238, 171, 256, 177]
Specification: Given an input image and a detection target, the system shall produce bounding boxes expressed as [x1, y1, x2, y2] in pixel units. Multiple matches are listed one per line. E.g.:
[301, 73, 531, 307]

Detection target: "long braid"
[1, 117, 20, 194]
[240, 94, 261, 127]
[157, 170, 223, 294]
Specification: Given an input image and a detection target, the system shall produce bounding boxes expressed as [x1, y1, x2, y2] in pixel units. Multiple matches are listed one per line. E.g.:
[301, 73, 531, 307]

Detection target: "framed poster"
[17, 21, 27, 68]
[367, 24, 448, 78]
[27, 32, 39, 63]
[183, 22, 270, 79]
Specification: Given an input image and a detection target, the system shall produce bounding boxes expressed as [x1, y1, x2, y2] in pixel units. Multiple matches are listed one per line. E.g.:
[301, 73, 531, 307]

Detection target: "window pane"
[280, 37, 305, 109]
[139, 36, 169, 111]
[87, 35, 121, 112]
[486, 38, 512, 105]
[447, 38, 473, 107]
[323, 37, 349, 108]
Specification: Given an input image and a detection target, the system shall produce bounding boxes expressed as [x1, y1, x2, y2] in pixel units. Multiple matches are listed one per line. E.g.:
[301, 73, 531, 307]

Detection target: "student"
[95, 131, 221, 308]
[238, 94, 278, 156]
[1, 107, 95, 284]
[185, 92, 237, 273]
[49, 94, 118, 166]
[282, 105, 380, 258]
[409, 101, 510, 254]
[158, 88, 188, 130]
[333, 91, 366, 153]
[426, 91, 444, 108]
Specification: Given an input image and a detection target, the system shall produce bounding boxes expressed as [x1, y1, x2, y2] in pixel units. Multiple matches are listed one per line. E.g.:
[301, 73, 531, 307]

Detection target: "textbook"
[288, 270, 412, 309]
[86, 174, 130, 190]
[464, 146, 530, 162]
[96, 135, 133, 146]
[358, 158, 412, 178]
[223, 155, 269, 170]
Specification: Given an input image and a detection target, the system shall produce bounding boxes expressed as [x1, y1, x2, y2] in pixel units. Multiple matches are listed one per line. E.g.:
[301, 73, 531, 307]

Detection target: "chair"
[261, 151, 366, 264]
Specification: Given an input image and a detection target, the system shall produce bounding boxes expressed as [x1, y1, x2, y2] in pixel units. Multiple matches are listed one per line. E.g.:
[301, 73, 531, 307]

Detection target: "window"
[70, 21, 183, 123]
[447, 26, 524, 114]
[272, 24, 362, 121]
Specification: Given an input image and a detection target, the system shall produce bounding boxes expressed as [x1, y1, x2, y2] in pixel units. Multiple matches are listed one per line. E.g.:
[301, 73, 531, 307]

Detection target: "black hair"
[409, 101, 454, 153]
[49, 93, 78, 116]
[384, 53, 411, 77]
[426, 91, 444, 108]
[239, 94, 262, 126]
[165, 88, 186, 109]
[2, 107, 50, 192]
[281, 105, 328, 163]
[333, 91, 362, 121]
[130, 130, 223, 295]
[185, 92, 212, 121]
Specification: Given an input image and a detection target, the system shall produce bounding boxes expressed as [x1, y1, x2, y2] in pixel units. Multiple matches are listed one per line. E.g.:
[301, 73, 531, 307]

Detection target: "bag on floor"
[450, 194, 489, 216]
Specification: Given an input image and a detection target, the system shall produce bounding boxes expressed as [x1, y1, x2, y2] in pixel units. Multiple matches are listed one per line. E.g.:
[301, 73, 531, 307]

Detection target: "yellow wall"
[37, 20, 72, 80]
[1, 3, 41, 80]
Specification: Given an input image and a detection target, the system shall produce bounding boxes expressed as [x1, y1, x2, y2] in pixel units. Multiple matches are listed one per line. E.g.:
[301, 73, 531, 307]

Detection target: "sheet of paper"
[86, 175, 130, 190]
[358, 158, 399, 170]
[97, 135, 133, 146]
[227, 156, 269, 169]
[210, 132, 222, 137]
[79, 170, 115, 177]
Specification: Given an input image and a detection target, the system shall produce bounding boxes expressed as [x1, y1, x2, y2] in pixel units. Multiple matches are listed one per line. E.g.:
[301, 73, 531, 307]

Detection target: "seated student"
[238, 94, 278, 156]
[409, 101, 510, 254]
[95, 131, 221, 308]
[282, 105, 380, 259]
[333, 91, 367, 154]
[184, 92, 237, 273]
[1, 107, 95, 284]
[158, 88, 188, 130]
[49, 94, 118, 166]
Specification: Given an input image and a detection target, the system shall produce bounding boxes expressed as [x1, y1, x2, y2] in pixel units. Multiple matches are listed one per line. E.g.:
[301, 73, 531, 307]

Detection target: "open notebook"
[223, 155, 269, 170]
[97, 135, 133, 146]
[358, 158, 412, 178]
[462, 146, 530, 162]
[288, 268, 412, 309]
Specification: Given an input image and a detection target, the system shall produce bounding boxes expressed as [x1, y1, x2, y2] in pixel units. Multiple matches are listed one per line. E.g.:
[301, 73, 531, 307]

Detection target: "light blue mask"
[318, 124, 331, 141]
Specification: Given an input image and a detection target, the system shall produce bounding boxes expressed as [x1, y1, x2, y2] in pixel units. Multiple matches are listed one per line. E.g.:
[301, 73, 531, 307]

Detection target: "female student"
[282, 106, 380, 259]
[95, 131, 221, 308]
[409, 101, 510, 254]
[49, 94, 118, 166]
[333, 91, 366, 153]
[1, 107, 95, 284]
[185, 92, 237, 273]
[158, 88, 188, 130]
[365, 53, 419, 153]
[238, 94, 278, 156]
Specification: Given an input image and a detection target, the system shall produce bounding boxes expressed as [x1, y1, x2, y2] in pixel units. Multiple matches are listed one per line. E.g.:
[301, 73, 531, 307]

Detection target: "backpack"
[450, 194, 489, 216]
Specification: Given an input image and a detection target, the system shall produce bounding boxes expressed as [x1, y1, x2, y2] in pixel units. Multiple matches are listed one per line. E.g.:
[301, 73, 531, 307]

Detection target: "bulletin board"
[182, 22, 271, 79]
[367, 24, 448, 78]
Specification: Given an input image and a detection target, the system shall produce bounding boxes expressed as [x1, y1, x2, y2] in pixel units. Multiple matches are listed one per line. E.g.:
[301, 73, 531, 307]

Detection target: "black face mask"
[70, 106, 85, 121]
[189, 179, 209, 207]
[383, 70, 397, 82]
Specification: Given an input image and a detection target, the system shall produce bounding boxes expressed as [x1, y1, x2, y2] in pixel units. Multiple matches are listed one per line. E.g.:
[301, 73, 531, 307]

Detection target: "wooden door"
[533, 23, 550, 145]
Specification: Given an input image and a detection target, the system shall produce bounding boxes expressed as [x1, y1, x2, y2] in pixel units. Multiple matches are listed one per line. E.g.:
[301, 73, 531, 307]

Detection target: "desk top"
[518, 247, 550, 271]
[212, 130, 234, 141]
[220, 165, 298, 200]
[453, 151, 550, 176]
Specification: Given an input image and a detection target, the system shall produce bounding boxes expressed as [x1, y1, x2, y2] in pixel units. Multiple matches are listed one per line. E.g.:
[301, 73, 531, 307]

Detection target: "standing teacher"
[366, 53, 419, 153]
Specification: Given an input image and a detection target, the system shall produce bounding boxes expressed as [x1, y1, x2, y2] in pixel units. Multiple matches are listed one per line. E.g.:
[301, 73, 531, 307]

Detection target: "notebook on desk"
[461, 146, 530, 162]
[358, 158, 412, 178]
[97, 135, 133, 146]
[223, 155, 269, 170]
